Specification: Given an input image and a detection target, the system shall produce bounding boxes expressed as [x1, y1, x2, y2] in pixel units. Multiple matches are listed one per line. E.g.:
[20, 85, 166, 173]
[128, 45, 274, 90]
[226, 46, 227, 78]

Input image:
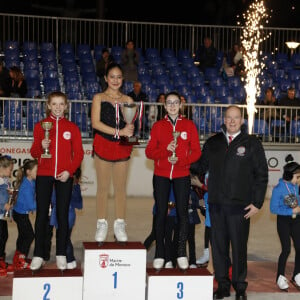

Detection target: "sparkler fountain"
[239, 0, 270, 134]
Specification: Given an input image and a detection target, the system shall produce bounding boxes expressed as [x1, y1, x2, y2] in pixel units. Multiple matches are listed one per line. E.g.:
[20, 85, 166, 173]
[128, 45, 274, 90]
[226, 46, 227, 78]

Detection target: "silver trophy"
[284, 194, 298, 219]
[120, 103, 140, 145]
[4, 188, 19, 221]
[41, 121, 53, 158]
[169, 131, 181, 163]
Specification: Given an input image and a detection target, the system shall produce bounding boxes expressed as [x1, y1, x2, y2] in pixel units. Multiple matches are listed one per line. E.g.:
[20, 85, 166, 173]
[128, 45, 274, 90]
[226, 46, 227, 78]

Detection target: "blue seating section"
[2, 40, 300, 136]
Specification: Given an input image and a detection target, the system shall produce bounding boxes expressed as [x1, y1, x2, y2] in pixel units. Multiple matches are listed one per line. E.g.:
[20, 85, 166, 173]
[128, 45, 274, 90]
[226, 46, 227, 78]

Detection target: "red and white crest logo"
[99, 254, 109, 268]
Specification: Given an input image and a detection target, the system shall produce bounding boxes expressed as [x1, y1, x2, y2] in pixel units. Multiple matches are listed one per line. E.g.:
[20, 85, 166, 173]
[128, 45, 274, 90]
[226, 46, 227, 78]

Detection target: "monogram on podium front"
[147, 268, 213, 300]
[82, 241, 147, 300]
[12, 269, 83, 300]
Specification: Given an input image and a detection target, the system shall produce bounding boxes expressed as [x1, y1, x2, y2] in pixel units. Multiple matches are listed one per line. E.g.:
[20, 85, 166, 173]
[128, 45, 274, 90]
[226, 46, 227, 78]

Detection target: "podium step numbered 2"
[12, 268, 83, 300]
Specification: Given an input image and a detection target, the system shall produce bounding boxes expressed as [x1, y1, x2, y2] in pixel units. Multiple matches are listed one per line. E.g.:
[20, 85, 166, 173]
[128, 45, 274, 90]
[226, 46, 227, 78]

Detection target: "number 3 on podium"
[177, 281, 184, 299]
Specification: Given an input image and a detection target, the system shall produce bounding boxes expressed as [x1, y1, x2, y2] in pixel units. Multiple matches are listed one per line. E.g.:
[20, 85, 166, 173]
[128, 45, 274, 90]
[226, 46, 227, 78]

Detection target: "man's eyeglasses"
[166, 100, 180, 106]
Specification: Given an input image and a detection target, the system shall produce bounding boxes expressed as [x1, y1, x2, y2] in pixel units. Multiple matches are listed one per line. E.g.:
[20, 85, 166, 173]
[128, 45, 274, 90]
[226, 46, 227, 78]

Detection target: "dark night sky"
[0, 1, 299, 28]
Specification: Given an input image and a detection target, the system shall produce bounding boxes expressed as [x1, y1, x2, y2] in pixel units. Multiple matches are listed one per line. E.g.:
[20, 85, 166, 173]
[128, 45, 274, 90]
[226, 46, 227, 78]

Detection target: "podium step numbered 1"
[82, 241, 147, 300]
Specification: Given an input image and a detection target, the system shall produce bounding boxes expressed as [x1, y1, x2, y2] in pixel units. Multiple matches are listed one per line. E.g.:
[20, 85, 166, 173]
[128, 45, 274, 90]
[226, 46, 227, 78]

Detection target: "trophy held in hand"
[120, 102, 143, 145]
[5, 188, 19, 221]
[41, 121, 53, 158]
[168, 131, 180, 164]
[284, 194, 298, 219]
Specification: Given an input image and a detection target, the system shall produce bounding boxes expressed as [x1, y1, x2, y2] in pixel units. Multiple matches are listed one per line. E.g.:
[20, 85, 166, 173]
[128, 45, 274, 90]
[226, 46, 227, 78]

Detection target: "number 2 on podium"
[43, 283, 51, 300]
[177, 281, 184, 299]
[112, 272, 118, 289]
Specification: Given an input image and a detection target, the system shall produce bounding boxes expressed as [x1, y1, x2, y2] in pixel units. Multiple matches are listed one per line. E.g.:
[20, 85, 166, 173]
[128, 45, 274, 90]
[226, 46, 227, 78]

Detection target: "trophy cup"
[5, 188, 19, 221]
[41, 121, 53, 158]
[169, 131, 181, 163]
[284, 194, 298, 219]
[120, 103, 140, 145]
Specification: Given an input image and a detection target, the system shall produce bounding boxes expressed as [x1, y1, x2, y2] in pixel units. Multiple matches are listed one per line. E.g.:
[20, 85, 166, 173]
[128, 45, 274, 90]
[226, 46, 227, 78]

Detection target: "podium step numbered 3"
[12, 241, 213, 300]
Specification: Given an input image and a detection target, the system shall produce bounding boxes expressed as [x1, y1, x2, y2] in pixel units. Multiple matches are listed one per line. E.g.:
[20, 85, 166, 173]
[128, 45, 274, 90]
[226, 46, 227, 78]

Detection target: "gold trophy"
[120, 103, 140, 145]
[41, 121, 53, 158]
[169, 131, 180, 163]
[5, 188, 19, 220]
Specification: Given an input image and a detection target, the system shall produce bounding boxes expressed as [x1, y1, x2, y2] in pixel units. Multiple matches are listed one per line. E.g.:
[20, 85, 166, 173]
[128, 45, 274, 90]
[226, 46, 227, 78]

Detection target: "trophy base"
[120, 136, 140, 146]
[41, 154, 52, 158]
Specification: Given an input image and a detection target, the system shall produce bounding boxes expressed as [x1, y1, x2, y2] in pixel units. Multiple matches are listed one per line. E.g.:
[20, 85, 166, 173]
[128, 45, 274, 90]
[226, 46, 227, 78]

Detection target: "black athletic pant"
[12, 210, 34, 256]
[276, 215, 300, 280]
[0, 219, 8, 257]
[153, 175, 190, 259]
[34, 176, 73, 258]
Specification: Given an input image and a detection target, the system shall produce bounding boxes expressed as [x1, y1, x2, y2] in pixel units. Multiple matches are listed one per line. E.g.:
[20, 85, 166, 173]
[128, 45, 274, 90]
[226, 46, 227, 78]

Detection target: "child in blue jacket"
[12, 159, 38, 270]
[270, 154, 300, 291]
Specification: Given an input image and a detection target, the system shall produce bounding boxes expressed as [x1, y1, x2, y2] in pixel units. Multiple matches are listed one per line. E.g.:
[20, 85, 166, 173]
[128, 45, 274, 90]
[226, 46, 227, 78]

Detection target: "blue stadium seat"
[145, 48, 160, 60]
[161, 48, 176, 59]
[94, 44, 107, 61]
[227, 76, 242, 89]
[213, 85, 230, 99]
[123, 81, 134, 94]
[231, 86, 246, 103]
[177, 49, 192, 62]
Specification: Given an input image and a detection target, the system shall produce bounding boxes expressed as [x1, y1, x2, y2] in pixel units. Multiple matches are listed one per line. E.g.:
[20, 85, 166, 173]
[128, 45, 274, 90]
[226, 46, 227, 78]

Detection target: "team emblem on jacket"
[63, 131, 71, 140]
[236, 146, 246, 156]
[181, 131, 187, 140]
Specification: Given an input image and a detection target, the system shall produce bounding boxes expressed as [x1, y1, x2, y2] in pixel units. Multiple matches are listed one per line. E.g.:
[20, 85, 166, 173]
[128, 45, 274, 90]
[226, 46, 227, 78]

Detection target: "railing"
[1, 98, 300, 147]
[1, 13, 300, 56]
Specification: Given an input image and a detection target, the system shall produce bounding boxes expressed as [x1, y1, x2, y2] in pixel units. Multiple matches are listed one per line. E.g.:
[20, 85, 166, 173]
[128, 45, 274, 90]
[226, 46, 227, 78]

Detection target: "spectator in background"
[258, 87, 279, 122]
[232, 45, 246, 78]
[148, 93, 166, 130]
[127, 80, 148, 102]
[195, 36, 217, 72]
[121, 40, 139, 82]
[228, 43, 240, 66]
[127, 80, 148, 138]
[180, 95, 194, 120]
[8, 66, 27, 98]
[0, 61, 10, 97]
[96, 48, 114, 91]
[279, 87, 300, 131]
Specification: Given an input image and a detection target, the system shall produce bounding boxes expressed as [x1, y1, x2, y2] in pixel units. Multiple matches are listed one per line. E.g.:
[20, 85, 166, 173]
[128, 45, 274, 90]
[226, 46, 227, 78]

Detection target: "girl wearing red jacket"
[30, 91, 84, 271]
[145, 91, 201, 270]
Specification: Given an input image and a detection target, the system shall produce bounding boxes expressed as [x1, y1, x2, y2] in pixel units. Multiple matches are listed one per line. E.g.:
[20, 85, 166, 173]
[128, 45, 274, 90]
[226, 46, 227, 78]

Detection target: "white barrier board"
[147, 268, 213, 300]
[82, 241, 146, 300]
[12, 269, 83, 300]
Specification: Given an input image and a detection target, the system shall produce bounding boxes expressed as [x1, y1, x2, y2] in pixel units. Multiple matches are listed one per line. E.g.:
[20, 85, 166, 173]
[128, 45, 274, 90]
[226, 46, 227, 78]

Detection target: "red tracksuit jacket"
[145, 115, 201, 179]
[30, 114, 84, 178]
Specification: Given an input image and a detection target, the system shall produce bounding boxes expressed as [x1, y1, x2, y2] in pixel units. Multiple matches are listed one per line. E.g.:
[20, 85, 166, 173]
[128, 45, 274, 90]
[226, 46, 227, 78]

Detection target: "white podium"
[82, 241, 147, 300]
[147, 268, 213, 300]
[12, 268, 83, 300]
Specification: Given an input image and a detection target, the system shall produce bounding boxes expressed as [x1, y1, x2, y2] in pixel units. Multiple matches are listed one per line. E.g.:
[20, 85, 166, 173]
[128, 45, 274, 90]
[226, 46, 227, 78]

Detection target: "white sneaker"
[165, 261, 173, 269]
[153, 258, 164, 270]
[114, 219, 128, 242]
[277, 275, 289, 290]
[56, 256, 67, 271]
[293, 273, 300, 288]
[95, 219, 108, 242]
[177, 257, 189, 270]
[30, 257, 44, 271]
[67, 260, 77, 270]
[196, 248, 209, 265]
[189, 264, 197, 269]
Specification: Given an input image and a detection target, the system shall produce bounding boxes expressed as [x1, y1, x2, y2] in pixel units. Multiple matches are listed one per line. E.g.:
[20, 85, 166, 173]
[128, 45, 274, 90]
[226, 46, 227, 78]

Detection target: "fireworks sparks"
[240, 0, 271, 134]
